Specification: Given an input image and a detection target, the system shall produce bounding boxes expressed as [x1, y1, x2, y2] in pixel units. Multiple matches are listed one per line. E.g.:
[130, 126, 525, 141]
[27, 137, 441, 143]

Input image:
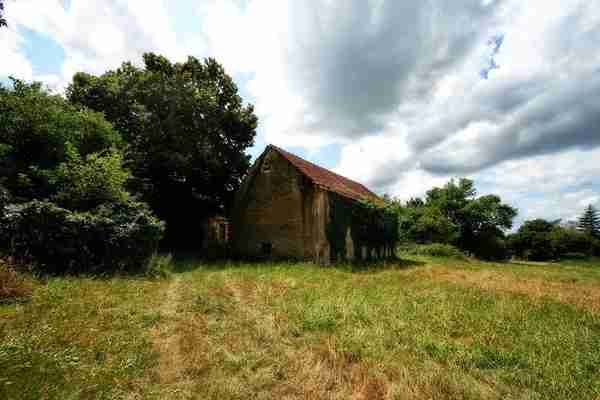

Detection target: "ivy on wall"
[326, 193, 398, 261]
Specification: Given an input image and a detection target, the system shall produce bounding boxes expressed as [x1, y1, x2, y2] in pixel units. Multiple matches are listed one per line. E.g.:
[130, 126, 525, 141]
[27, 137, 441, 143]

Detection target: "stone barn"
[232, 145, 396, 264]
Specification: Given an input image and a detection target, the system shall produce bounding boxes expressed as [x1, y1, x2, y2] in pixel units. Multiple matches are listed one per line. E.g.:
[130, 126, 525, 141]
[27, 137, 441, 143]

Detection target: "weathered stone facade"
[232, 145, 388, 264]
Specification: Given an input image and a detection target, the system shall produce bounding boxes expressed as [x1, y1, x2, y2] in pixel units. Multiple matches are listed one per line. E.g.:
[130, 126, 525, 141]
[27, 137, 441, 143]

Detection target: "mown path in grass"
[149, 275, 195, 399]
[1, 257, 600, 399]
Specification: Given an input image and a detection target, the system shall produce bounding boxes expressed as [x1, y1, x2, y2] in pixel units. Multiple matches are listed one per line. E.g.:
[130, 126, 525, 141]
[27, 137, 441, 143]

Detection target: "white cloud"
[0, 26, 34, 81]
[3, 0, 599, 224]
[6, 0, 185, 90]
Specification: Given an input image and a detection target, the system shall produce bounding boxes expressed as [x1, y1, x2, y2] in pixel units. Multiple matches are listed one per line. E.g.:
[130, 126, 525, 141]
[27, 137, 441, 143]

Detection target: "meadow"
[1, 256, 600, 399]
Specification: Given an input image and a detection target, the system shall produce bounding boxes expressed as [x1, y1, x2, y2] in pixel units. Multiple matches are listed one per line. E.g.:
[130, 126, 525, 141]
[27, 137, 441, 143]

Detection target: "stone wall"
[232, 149, 330, 261]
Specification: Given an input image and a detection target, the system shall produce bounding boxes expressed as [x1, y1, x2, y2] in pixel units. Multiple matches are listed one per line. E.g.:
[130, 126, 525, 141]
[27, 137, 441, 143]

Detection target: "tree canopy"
[578, 204, 599, 237]
[67, 53, 258, 248]
[0, 79, 125, 208]
[508, 218, 596, 261]
[0, 80, 163, 273]
[397, 178, 517, 260]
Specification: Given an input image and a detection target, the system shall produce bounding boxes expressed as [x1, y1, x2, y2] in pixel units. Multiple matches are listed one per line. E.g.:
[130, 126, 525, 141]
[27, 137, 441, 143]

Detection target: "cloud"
[5, 0, 185, 90]
[4, 0, 600, 224]
[473, 147, 600, 224]
[0, 27, 34, 81]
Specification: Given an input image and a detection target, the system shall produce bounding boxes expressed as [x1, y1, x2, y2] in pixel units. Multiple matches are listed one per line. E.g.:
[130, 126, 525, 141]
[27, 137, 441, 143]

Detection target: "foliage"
[400, 243, 466, 259]
[398, 178, 517, 260]
[327, 194, 398, 261]
[0, 200, 164, 274]
[143, 253, 173, 279]
[52, 147, 130, 210]
[0, 79, 123, 206]
[398, 205, 459, 244]
[0, 184, 9, 217]
[577, 204, 600, 237]
[0, 80, 164, 274]
[468, 230, 510, 261]
[0, 0, 6, 28]
[508, 219, 596, 261]
[67, 53, 258, 248]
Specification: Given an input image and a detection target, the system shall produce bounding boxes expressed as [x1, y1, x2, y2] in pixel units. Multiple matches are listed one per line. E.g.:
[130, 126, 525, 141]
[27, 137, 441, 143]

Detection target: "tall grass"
[1, 256, 599, 399]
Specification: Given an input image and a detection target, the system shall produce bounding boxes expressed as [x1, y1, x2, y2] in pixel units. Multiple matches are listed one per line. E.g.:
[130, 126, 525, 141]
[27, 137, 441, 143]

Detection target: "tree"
[577, 204, 600, 237]
[508, 218, 595, 261]
[398, 205, 459, 244]
[399, 178, 517, 260]
[0, 0, 6, 28]
[459, 194, 516, 259]
[0, 79, 124, 208]
[508, 219, 557, 260]
[67, 53, 258, 248]
[0, 80, 164, 273]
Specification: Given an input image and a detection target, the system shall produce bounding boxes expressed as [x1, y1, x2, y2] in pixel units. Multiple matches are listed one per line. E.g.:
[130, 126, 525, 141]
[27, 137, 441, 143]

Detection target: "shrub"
[471, 232, 511, 261]
[144, 253, 173, 279]
[508, 219, 598, 261]
[0, 185, 9, 219]
[0, 200, 164, 274]
[0, 259, 32, 303]
[401, 243, 466, 259]
[593, 238, 600, 257]
[52, 147, 130, 211]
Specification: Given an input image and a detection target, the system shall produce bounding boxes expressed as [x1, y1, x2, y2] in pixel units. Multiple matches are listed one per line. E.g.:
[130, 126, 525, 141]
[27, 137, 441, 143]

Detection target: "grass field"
[1, 256, 600, 399]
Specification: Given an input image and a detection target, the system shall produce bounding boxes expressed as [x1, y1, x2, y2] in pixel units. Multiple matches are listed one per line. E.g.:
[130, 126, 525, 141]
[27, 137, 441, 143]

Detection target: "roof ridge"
[268, 144, 380, 203]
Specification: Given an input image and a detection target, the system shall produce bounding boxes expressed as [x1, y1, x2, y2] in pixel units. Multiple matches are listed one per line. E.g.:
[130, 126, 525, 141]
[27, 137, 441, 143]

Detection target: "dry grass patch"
[0, 261, 33, 303]
[283, 337, 391, 400]
[149, 276, 198, 399]
[419, 264, 600, 313]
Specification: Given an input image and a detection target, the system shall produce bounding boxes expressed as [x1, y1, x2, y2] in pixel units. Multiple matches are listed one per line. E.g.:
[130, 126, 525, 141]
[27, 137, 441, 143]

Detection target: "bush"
[144, 253, 173, 279]
[0, 200, 164, 274]
[0, 259, 32, 303]
[593, 238, 600, 257]
[471, 232, 511, 261]
[508, 219, 597, 261]
[52, 147, 130, 211]
[401, 243, 466, 259]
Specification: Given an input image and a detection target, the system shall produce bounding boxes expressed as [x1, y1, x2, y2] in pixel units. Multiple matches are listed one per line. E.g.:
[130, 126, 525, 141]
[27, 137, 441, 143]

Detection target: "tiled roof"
[269, 145, 381, 203]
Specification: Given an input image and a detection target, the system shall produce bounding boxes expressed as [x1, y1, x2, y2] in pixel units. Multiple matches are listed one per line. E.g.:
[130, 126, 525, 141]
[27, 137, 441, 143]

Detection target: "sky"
[1, 0, 599, 226]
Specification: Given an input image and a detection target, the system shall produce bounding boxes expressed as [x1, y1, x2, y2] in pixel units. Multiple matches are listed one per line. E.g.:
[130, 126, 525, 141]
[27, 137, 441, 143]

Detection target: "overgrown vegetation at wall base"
[400, 243, 466, 259]
[327, 194, 398, 260]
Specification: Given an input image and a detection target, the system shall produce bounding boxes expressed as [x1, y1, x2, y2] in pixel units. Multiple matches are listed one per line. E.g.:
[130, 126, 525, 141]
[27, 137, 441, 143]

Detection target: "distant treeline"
[387, 179, 600, 261]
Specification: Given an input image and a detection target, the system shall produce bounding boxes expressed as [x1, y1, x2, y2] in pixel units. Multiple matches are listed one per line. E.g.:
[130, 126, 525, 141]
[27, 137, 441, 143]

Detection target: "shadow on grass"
[168, 252, 426, 274]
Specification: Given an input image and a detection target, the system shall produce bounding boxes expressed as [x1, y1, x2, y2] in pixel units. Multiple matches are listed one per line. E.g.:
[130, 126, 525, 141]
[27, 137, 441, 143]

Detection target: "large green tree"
[508, 218, 594, 261]
[0, 80, 164, 273]
[400, 178, 517, 259]
[67, 53, 258, 248]
[577, 204, 600, 237]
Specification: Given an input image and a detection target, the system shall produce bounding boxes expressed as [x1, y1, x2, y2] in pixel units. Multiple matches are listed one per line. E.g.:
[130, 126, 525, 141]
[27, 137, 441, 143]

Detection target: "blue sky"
[1, 0, 600, 226]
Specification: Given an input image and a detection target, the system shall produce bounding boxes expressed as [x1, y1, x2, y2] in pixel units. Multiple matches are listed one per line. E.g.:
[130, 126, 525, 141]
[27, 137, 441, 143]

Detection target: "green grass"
[1, 256, 600, 399]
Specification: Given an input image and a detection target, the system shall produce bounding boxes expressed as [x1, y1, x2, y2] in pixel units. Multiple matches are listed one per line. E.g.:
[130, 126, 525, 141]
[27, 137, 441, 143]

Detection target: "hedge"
[0, 200, 164, 274]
